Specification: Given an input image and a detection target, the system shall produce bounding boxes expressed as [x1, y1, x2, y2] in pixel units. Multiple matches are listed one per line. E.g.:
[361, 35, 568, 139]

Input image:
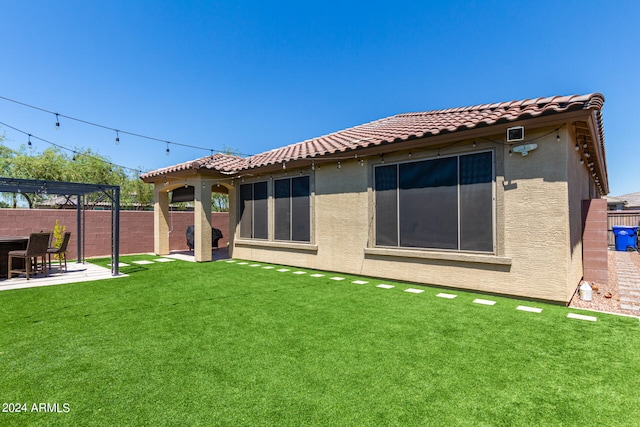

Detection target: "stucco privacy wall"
[0, 209, 229, 259]
[232, 128, 588, 302]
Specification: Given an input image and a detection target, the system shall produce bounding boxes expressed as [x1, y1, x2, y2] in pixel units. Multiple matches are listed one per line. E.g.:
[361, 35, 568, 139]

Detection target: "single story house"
[141, 93, 609, 303]
[607, 192, 640, 210]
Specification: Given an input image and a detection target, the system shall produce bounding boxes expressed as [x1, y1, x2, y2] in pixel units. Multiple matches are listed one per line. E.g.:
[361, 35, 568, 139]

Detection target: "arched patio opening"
[147, 175, 233, 262]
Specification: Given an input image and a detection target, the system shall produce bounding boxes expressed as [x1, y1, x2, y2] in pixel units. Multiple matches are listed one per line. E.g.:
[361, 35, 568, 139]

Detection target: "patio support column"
[194, 178, 213, 262]
[154, 185, 170, 255]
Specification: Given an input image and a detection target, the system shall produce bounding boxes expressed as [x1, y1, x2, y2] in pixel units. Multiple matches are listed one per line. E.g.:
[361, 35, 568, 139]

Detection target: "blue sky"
[0, 0, 638, 195]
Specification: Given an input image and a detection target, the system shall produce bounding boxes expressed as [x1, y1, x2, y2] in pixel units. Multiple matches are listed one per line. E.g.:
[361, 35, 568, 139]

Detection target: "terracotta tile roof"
[141, 93, 605, 180]
[140, 153, 247, 178]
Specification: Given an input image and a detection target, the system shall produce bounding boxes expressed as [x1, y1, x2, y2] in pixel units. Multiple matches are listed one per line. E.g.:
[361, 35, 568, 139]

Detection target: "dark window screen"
[374, 152, 494, 252]
[274, 179, 291, 240]
[399, 157, 458, 249]
[253, 181, 268, 239]
[239, 184, 253, 239]
[459, 152, 493, 251]
[375, 164, 398, 246]
[291, 176, 310, 242]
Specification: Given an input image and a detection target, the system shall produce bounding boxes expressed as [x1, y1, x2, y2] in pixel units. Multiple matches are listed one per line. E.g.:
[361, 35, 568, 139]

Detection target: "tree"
[0, 144, 153, 209]
[121, 173, 155, 210]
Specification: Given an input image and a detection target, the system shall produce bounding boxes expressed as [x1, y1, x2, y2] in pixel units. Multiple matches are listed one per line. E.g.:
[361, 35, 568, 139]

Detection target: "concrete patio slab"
[0, 262, 126, 292]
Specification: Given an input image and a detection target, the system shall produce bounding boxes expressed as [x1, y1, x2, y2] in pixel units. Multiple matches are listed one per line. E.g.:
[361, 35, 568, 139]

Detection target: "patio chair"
[48, 232, 71, 273]
[8, 232, 51, 280]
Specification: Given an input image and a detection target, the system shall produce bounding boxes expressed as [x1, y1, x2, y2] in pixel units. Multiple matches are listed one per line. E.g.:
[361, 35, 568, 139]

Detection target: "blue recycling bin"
[612, 226, 639, 252]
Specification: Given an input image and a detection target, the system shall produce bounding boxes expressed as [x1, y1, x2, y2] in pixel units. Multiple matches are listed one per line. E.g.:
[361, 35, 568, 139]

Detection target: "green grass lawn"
[1, 256, 639, 426]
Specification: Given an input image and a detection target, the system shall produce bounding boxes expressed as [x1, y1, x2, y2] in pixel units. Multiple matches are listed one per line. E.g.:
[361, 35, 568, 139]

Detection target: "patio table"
[0, 236, 29, 279]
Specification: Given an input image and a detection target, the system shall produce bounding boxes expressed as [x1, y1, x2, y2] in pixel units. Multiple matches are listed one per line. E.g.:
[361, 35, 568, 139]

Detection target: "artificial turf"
[1, 255, 639, 426]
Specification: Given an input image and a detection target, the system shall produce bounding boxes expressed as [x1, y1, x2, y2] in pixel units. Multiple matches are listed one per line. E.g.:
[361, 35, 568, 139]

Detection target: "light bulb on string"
[27, 134, 32, 147]
[115, 130, 120, 145]
[55, 114, 60, 131]
[166, 143, 170, 156]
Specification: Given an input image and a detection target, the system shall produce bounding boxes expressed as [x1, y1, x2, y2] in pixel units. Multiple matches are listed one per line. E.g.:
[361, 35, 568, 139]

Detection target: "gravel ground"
[568, 249, 640, 317]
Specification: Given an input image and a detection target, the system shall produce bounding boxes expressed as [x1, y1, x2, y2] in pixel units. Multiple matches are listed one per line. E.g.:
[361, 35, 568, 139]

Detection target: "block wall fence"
[582, 199, 608, 285]
[0, 209, 229, 260]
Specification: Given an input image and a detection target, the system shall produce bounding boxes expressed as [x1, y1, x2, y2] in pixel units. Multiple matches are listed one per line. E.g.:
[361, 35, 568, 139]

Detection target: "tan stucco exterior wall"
[566, 128, 592, 300]
[232, 126, 596, 303]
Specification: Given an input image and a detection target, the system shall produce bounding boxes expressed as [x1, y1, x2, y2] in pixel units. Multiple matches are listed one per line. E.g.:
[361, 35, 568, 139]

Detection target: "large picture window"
[274, 176, 311, 242]
[239, 181, 268, 239]
[375, 151, 494, 252]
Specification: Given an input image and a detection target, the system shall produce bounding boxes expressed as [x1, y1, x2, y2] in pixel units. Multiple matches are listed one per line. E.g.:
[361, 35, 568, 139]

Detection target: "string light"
[55, 113, 60, 130]
[337, 161, 341, 170]
[556, 131, 560, 142]
[282, 161, 286, 169]
[311, 160, 315, 171]
[115, 130, 120, 145]
[473, 140, 476, 148]
[575, 143, 580, 151]
[0, 120, 144, 175]
[0, 95, 252, 157]
[166, 143, 170, 156]
[579, 159, 584, 165]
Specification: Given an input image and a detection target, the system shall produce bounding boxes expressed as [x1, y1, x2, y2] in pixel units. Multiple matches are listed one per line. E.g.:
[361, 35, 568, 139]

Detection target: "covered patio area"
[140, 153, 238, 263]
[164, 246, 231, 262]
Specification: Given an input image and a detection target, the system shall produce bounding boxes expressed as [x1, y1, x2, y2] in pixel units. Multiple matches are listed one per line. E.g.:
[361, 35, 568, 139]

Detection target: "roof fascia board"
[587, 111, 609, 194]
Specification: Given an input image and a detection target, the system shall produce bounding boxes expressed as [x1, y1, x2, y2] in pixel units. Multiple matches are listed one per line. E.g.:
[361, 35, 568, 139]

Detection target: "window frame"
[373, 150, 495, 253]
[238, 181, 269, 240]
[273, 175, 311, 243]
